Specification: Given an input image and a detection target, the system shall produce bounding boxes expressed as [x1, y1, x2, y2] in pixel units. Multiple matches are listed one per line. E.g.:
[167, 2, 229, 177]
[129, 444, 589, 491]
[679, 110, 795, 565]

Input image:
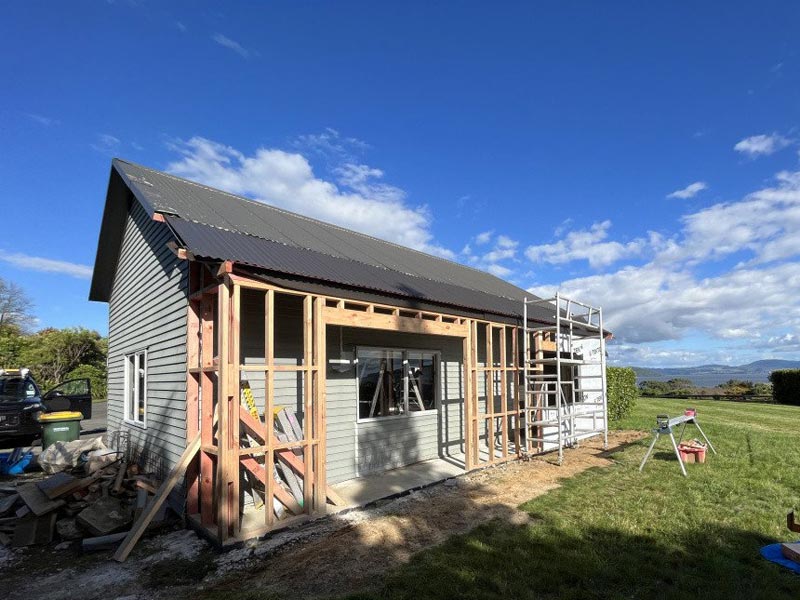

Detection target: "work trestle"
[639, 412, 717, 477]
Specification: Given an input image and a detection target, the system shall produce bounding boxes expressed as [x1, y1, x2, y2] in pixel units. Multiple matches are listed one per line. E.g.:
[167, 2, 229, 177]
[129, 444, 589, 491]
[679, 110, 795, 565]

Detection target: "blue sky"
[1, 1, 800, 367]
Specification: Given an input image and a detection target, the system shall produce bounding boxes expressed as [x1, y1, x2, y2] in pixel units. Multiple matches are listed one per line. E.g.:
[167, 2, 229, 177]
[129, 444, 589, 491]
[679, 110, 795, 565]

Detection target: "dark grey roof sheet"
[112, 159, 531, 302]
[166, 216, 557, 322]
[105, 158, 557, 322]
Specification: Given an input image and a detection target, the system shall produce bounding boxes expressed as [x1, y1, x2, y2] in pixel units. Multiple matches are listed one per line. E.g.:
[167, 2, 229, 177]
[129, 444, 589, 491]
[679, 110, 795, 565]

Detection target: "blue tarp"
[761, 543, 800, 575]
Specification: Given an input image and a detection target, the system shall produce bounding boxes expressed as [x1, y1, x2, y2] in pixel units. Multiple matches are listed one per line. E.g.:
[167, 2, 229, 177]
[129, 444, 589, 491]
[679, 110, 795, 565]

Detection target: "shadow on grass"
[360, 518, 799, 600]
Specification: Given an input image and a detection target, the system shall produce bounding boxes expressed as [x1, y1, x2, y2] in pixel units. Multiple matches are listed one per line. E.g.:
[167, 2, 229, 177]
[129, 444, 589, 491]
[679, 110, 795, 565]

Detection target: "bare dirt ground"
[2, 431, 643, 600]
[203, 430, 644, 600]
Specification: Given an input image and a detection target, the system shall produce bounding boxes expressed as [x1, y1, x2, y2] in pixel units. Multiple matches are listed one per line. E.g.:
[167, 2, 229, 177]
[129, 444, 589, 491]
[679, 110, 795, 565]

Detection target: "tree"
[0, 278, 34, 334]
[19, 327, 106, 390]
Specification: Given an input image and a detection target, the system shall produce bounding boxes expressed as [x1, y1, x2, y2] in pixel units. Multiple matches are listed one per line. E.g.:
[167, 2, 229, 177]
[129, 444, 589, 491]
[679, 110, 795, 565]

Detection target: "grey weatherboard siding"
[106, 200, 189, 479]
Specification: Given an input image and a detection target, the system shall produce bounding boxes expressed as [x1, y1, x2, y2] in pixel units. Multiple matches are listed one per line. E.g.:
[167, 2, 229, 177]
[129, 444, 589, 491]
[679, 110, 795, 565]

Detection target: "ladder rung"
[526, 326, 557, 333]
[559, 318, 601, 330]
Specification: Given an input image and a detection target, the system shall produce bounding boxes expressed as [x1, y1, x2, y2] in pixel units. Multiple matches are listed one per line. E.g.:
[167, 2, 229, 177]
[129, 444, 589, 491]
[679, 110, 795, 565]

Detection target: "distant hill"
[632, 360, 800, 387]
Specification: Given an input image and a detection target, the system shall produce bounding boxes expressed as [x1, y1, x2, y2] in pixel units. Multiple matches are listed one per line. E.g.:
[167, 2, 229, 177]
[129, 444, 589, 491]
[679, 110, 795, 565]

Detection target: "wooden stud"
[216, 260, 234, 277]
[512, 326, 521, 456]
[166, 241, 193, 261]
[499, 326, 508, 459]
[216, 281, 232, 542]
[186, 297, 201, 515]
[486, 324, 494, 464]
[199, 293, 216, 527]
[313, 296, 327, 512]
[462, 323, 473, 471]
[470, 320, 480, 468]
[265, 289, 275, 528]
[322, 305, 468, 338]
[302, 295, 314, 513]
[230, 282, 241, 535]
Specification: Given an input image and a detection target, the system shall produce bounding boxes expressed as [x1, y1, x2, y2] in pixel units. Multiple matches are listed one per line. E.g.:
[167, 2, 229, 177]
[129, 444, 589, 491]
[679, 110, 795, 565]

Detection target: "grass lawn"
[345, 398, 800, 599]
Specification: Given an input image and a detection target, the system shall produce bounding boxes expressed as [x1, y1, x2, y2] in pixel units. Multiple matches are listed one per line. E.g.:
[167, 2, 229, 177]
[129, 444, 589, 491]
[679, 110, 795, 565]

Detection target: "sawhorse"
[639, 412, 717, 477]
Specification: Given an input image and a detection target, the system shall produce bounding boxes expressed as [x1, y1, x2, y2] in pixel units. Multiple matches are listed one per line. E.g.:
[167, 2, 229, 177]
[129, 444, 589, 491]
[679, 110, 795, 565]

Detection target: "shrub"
[607, 366, 637, 421]
[769, 369, 800, 406]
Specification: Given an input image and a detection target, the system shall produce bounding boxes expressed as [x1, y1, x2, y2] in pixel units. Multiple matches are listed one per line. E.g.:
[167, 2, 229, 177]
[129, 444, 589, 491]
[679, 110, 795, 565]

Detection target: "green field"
[348, 398, 800, 599]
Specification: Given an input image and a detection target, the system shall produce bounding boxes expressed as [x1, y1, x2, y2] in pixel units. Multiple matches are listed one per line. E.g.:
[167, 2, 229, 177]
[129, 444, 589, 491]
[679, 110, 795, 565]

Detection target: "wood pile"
[0, 459, 166, 550]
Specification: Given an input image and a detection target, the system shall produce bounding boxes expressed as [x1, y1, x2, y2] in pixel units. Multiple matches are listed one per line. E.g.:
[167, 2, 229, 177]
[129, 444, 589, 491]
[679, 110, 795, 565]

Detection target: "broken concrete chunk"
[76, 496, 132, 537]
[12, 513, 56, 547]
[17, 482, 66, 516]
[56, 517, 83, 541]
[0, 493, 18, 516]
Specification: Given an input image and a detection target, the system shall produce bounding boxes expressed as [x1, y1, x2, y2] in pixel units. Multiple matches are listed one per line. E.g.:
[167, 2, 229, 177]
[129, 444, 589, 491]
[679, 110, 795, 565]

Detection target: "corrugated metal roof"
[166, 217, 559, 322]
[113, 159, 532, 302]
[108, 158, 558, 322]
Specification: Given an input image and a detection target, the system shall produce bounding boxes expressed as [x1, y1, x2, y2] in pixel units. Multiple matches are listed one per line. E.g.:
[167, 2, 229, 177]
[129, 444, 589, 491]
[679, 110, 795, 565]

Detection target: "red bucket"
[678, 442, 706, 464]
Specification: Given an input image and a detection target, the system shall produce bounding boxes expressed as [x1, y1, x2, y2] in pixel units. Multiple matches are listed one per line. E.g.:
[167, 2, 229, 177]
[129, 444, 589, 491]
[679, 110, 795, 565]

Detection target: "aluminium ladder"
[522, 293, 609, 464]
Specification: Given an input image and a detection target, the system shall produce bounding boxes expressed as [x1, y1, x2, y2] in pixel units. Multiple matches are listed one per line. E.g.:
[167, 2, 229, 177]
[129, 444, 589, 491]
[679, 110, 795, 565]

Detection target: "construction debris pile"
[0, 436, 167, 551]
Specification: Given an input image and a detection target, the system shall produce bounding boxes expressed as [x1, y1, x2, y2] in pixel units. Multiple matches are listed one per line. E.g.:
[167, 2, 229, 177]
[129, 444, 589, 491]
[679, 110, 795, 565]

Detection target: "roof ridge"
[112, 157, 526, 291]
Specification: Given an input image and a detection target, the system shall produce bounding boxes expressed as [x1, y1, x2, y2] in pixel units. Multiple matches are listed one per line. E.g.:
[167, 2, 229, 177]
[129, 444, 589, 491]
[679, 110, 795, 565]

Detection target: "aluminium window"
[124, 350, 147, 426]
[356, 347, 438, 420]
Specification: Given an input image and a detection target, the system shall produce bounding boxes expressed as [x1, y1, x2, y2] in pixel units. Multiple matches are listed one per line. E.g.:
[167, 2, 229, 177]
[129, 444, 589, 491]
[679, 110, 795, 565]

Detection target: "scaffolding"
[522, 293, 609, 464]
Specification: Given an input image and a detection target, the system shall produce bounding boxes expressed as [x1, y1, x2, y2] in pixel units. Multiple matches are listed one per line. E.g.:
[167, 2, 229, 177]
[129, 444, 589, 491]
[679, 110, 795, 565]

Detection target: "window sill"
[122, 418, 147, 431]
[357, 409, 439, 425]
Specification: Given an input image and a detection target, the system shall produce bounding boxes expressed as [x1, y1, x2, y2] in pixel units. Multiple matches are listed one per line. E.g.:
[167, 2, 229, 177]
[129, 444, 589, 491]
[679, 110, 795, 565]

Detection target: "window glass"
[407, 352, 436, 411]
[127, 355, 136, 421]
[0, 377, 25, 400]
[357, 348, 437, 419]
[51, 379, 89, 396]
[125, 351, 146, 425]
[136, 353, 146, 420]
[358, 349, 404, 419]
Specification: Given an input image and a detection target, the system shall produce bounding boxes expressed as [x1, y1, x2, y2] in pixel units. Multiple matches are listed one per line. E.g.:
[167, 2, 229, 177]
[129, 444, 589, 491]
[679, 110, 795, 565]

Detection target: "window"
[0, 377, 37, 401]
[124, 350, 147, 426]
[357, 347, 437, 420]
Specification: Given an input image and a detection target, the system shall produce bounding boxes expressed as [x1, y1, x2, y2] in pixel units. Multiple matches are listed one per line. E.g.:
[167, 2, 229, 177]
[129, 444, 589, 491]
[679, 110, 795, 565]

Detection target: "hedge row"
[607, 366, 637, 421]
[769, 369, 800, 406]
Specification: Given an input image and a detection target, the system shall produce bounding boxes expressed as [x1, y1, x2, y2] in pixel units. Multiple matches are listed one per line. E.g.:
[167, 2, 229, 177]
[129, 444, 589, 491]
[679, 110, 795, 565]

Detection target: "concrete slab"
[331, 457, 465, 508]
[76, 496, 131, 537]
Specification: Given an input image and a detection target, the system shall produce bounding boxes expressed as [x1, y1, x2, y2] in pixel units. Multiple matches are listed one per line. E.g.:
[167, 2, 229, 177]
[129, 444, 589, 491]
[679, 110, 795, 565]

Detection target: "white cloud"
[0, 251, 92, 279]
[211, 33, 250, 59]
[535, 170, 800, 352]
[176, 21, 186, 32]
[667, 181, 708, 199]
[91, 133, 120, 154]
[25, 113, 57, 127]
[766, 333, 800, 353]
[474, 230, 493, 245]
[293, 128, 368, 163]
[734, 133, 791, 157]
[166, 136, 454, 258]
[461, 231, 520, 278]
[551, 261, 800, 345]
[672, 170, 800, 265]
[525, 221, 648, 268]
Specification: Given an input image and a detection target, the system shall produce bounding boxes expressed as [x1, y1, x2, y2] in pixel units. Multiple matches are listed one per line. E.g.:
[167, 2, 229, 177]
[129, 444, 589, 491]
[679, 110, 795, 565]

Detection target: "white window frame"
[123, 349, 148, 428]
[355, 345, 440, 423]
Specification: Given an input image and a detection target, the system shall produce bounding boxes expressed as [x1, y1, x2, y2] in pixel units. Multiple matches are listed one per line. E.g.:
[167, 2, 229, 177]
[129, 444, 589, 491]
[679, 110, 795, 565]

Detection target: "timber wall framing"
[184, 266, 558, 545]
